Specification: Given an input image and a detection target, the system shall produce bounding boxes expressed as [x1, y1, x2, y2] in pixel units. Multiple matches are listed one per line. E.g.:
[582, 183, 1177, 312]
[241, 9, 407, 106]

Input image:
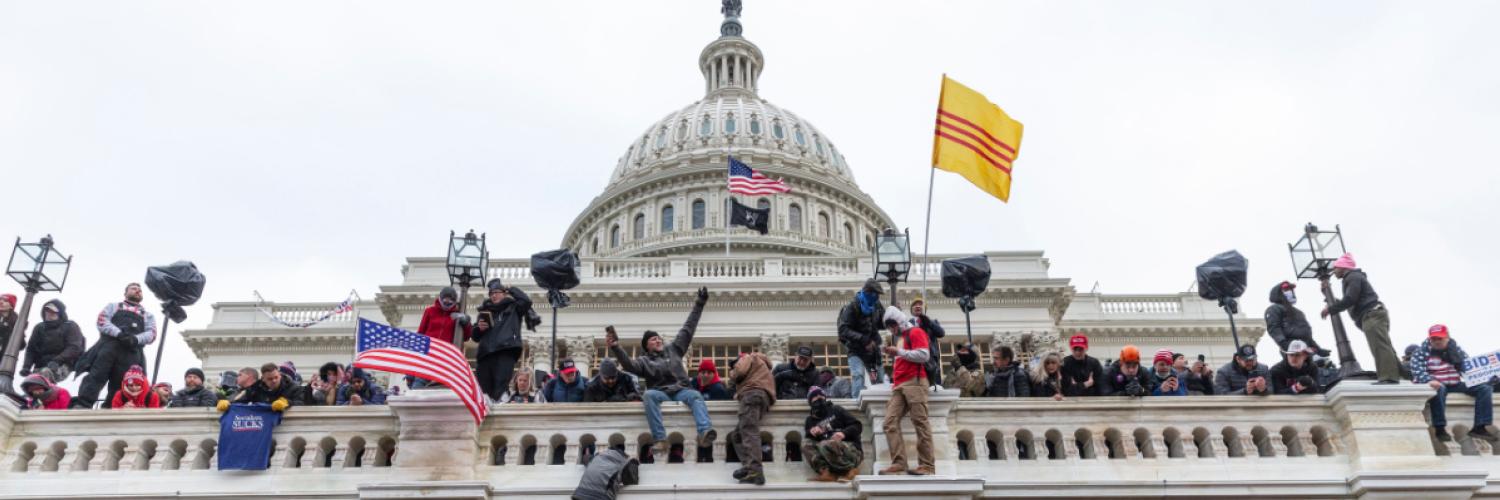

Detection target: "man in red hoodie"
[413, 286, 471, 388]
[695, 359, 732, 401]
[878, 306, 934, 476]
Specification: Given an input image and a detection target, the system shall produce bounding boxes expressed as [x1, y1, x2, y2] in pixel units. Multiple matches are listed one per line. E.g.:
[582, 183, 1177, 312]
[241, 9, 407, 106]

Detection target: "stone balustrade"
[3, 382, 1499, 498]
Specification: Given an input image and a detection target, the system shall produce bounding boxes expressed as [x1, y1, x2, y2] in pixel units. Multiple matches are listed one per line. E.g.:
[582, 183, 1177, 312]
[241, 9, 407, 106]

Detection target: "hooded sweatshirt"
[111, 366, 162, 409]
[1264, 285, 1315, 350]
[1328, 269, 1383, 326]
[695, 359, 732, 400]
[417, 298, 471, 345]
[21, 373, 71, 410]
[24, 300, 86, 375]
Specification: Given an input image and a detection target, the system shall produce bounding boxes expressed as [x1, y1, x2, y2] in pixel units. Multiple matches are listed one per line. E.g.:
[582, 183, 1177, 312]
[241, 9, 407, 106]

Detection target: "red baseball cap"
[1069, 334, 1088, 349]
[559, 359, 579, 375]
[1429, 324, 1449, 339]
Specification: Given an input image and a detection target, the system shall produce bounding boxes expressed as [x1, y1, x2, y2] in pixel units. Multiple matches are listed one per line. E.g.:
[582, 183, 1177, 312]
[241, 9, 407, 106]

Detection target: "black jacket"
[773, 361, 819, 400]
[0, 312, 20, 360]
[583, 374, 641, 402]
[1264, 285, 1315, 350]
[1329, 269, 1382, 326]
[837, 297, 884, 363]
[23, 300, 85, 375]
[985, 363, 1032, 398]
[231, 379, 301, 405]
[1032, 373, 1064, 398]
[914, 314, 945, 383]
[1060, 355, 1105, 397]
[1184, 369, 1215, 395]
[170, 385, 223, 407]
[1102, 361, 1152, 397]
[1270, 359, 1323, 395]
[804, 403, 863, 451]
[473, 287, 532, 359]
[611, 298, 706, 394]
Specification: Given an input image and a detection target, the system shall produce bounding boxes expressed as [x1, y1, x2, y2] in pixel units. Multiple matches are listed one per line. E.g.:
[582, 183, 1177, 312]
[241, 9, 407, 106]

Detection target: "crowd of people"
[5, 252, 1496, 482]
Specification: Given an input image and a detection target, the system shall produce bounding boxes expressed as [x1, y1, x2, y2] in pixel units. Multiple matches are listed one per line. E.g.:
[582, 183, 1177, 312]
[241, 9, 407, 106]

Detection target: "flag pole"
[725, 153, 732, 256]
[920, 164, 936, 302]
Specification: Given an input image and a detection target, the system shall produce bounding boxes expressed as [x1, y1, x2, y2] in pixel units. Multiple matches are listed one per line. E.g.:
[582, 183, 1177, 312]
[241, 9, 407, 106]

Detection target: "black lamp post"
[446, 230, 488, 350]
[874, 228, 911, 307]
[1288, 223, 1370, 379]
[2, 236, 72, 397]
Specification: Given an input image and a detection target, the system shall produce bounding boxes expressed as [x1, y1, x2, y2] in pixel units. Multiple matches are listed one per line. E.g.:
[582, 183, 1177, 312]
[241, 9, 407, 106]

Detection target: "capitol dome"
[562, 13, 896, 258]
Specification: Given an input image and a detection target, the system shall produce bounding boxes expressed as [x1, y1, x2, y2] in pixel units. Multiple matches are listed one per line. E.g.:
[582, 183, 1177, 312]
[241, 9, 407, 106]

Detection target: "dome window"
[661, 205, 675, 233]
[789, 204, 803, 232]
[814, 137, 826, 156]
[692, 199, 707, 230]
[610, 225, 621, 249]
[633, 213, 646, 240]
[749, 116, 763, 135]
[676, 120, 689, 141]
[772, 120, 785, 140]
[843, 223, 854, 244]
[655, 128, 668, 148]
[699, 116, 713, 137]
[794, 128, 807, 146]
[592, 237, 599, 255]
[724, 114, 737, 134]
[818, 212, 830, 238]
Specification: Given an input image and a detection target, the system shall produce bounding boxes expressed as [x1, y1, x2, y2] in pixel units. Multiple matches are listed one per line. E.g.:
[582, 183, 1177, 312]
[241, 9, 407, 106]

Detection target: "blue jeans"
[643, 389, 712, 441]
[1430, 383, 1493, 429]
[848, 355, 882, 399]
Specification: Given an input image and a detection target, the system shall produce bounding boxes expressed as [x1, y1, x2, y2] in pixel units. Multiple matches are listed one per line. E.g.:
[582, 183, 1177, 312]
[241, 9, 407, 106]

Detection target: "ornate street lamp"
[446, 230, 488, 349]
[874, 228, 911, 306]
[2, 236, 72, 397]
[1288, 223, 1368, 379]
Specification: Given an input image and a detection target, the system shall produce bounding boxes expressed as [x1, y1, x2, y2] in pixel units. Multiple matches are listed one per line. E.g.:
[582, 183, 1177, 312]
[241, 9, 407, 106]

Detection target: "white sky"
[3, 1, 1498, 392]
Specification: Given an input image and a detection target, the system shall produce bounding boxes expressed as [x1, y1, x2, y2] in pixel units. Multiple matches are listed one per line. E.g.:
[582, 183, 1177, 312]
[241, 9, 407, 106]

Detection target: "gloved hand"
[120, 334, 140, 348]
[19, 367, 30, 377]
[1125, 380, 1147, 397]
[695, 286, 709, 305]
[271, 397, 289, 412]
[216, 400, 230, 412]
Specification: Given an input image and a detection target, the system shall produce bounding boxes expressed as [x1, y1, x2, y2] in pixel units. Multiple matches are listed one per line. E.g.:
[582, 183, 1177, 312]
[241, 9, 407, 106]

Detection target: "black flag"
[729, 198, 770, 235]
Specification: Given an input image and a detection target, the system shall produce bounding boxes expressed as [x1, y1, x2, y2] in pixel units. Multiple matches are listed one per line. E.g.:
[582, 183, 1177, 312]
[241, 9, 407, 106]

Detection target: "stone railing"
[199, 300, 369, 330]
[3, 383, 1498, 498]
[1066, 292, 1230, 321]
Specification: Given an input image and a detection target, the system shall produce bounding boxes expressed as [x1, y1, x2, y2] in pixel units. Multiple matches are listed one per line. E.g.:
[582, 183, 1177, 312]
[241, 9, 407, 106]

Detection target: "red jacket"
[111, 388, 162, 409]
[417, 299, 471, 345]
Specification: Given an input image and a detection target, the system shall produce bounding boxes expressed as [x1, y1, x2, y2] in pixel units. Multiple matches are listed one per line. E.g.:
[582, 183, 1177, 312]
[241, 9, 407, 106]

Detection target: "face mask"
[811, 400, 830, 413]
[1283, 291, 1296, 305]
[440, 298, 456, 308]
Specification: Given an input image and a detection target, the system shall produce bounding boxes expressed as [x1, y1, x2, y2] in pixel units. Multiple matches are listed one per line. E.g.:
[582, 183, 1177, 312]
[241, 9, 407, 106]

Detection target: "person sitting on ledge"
[219, 363, 296, 411]
[1215, 345, 1270, 396]
[774, 346, 819, 401]
[803, 387, 863, 482]
[1032, 351, 1066, 401]
[1104, 345, 1151, 397]
[337, 368, 388, 406]
[1270, 340, 1323, 395]
[607, 287, 716, 457]
[584, 359, 641, 402]
[1150, 349, 1188, 396]
[111, 365, 162, 409]
[543, 359, 588, 403]
[1411, 324, 1499, 443]
[21, 373, 71, 410]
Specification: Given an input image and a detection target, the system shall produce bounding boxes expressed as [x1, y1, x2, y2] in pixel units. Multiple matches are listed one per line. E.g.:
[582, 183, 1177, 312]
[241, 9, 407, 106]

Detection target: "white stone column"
[527, 336, 553, 374]
[1329, 382, 1488, 499]
[387, 389, 480, 480]
[858, 387, 960, 475]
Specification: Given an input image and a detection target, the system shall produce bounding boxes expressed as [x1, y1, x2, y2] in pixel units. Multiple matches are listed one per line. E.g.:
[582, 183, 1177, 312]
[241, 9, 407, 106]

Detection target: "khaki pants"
[882, 378, 934, 470]
[734, 389, 770, 472]
[1359, 308, 1401, 382]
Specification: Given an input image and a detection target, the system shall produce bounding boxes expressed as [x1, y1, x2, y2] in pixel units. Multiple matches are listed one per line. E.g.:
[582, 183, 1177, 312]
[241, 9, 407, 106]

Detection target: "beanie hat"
[641, 330, 661, 349]
[1069, 334, 1089, 350]
[1120, 345, 1141, 363]
[439, 286, 459, 302]
[185, 367, 206, 380]
[956, 344, 979, 368]
[861, 278, 884, 296]
[599, 359, 620, 378]
[807, 386, 826, 403]
[279, 361, 301, 383]
[882, 305, 909, 329]
[0, 293, 14, 308]
[1153, 348, 1173, 366]
[698, 358, 717, 373]
[123, 365, 148, 387]
[1332, 253, 1357, 270]
[486, 279, 505, 292]
[1405, 344, 1420, 357]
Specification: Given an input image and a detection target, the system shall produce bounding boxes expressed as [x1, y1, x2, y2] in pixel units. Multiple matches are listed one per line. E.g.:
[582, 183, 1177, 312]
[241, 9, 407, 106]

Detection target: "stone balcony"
[2, 382, 1497, 499]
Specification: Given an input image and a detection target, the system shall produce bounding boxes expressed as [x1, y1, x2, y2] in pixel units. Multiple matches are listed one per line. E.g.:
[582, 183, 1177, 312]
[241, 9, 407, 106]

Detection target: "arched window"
[814, 137, 826, 156]
[699, 116, 713, 137]
[794, 127, 807, 146]
[610, 225, 621, 249]
[749, 115, 763, 135]
[844, 223, 854, 244]
[789, 204, 803, 232]
[864, 234, 872, 250]
[772, 120, 785, 140]
[725, 113, 737, 134]
[676, 120, 689, 141]
[818, 212, 830, 238]
[633, 213, 646, 240]
[592, 237, 599, 255]
[655, 128, 667, 147]
[692, 199, 706, 230]
[660, 205, 675, 233]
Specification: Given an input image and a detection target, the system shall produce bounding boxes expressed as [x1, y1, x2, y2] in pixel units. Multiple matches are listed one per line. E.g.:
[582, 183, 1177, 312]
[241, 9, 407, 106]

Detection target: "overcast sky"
[3, 1, 1497, 391]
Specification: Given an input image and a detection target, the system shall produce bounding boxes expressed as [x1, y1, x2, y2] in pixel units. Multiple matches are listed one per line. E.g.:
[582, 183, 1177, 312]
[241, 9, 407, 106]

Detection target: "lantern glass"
[6, 237, 71, 292]
[1289, 224, 1346, 279]
[446, 231, 488, 287]
[873, 229, 911, 282]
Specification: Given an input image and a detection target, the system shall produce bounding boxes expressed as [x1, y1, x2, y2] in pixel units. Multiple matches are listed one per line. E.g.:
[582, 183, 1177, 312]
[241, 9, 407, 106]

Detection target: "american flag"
[728, 157, 791, 195]
[353, 318, 486, 424]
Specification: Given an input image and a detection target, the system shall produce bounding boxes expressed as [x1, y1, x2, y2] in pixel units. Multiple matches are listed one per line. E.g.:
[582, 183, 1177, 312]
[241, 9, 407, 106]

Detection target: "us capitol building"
[2, 6, 1494, 500]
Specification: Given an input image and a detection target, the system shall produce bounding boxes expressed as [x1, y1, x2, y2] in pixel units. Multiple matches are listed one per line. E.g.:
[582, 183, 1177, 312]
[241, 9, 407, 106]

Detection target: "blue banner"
[218, 403, 282, 471]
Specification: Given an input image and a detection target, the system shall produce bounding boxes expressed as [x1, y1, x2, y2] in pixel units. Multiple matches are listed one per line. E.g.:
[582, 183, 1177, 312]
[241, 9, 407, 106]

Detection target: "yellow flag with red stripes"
[932, 76, 1024, 203]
